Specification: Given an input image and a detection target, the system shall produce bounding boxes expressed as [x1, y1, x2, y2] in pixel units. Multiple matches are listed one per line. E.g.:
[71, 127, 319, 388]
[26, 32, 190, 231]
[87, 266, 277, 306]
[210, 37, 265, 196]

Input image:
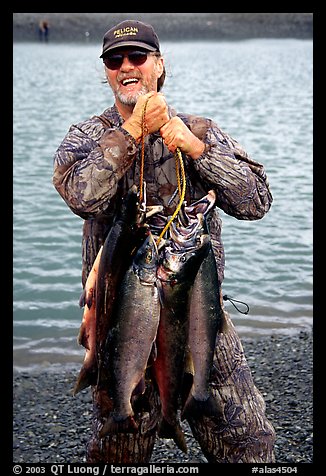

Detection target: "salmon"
[73, 245, 103, 395]
[171, 191, 223, 419]
[95, 186, 148, 386]
[182, 245, 223, 420]
[153, 213, 210, 453]
[99, 233, 160, 437]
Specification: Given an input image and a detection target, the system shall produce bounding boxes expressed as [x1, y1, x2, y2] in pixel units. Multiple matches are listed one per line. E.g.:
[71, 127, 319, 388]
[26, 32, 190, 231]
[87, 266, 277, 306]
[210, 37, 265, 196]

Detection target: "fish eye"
[145, 248, 153, 263]
[180, 255, 186, 262]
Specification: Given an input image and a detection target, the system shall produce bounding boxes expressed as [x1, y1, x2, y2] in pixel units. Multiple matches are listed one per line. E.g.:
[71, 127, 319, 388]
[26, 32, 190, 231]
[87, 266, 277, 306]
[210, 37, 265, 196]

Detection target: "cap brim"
[100, 41, 157, 58]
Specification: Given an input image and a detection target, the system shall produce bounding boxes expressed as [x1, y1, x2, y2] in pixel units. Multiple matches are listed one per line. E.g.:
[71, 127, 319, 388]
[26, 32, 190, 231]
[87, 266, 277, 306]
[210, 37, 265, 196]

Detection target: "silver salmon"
[99, 232, 160, 437]
[95, 186, 148, 386]
[153, 213, 210, 453]
[174, 191, 223, 419]
[181, 245, 223, 419]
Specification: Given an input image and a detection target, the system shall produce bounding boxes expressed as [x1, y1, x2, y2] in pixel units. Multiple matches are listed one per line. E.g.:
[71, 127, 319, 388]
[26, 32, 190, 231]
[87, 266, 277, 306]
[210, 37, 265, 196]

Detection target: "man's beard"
[115, 83, 149, 106]
[110, 68, 159, 106]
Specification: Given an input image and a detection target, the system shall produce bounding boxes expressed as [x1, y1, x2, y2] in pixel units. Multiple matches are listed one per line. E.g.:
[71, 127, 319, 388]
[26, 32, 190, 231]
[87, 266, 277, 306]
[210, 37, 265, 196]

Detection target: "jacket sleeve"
[52, 117, 138, 219]
[188, 117, 273, 220]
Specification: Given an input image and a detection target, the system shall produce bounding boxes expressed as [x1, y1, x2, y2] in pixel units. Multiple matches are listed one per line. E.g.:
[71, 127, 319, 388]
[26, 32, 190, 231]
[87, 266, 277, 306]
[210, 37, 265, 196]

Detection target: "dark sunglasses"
[103, 50, 156, 70]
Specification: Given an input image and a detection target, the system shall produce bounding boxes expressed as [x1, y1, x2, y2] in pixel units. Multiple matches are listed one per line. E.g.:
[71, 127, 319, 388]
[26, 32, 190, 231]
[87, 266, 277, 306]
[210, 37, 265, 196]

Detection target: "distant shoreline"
[13, 13, 313, 43]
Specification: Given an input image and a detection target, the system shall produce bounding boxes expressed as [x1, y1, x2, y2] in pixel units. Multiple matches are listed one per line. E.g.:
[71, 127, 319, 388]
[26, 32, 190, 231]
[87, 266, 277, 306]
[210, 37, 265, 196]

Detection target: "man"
[53, 20, 275, 463]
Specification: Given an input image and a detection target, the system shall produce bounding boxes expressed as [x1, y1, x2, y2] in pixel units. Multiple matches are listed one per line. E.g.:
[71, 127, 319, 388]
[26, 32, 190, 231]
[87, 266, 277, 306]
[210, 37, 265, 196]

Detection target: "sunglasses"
[103, 50, 156, 70]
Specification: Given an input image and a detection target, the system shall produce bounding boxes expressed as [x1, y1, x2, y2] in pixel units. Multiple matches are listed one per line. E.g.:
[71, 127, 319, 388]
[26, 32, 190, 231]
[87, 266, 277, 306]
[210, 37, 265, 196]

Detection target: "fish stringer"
[139, 98, 187, 247]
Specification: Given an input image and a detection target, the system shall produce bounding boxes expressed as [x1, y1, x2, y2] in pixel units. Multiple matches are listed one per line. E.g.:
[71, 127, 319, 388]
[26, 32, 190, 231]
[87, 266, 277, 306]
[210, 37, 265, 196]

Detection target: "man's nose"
[120, 55, 135, 70]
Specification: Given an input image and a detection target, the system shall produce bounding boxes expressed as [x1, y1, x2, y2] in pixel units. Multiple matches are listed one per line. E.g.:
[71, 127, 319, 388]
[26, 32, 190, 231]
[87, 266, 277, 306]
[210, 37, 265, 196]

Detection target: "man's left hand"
[160, 117, 205, 160]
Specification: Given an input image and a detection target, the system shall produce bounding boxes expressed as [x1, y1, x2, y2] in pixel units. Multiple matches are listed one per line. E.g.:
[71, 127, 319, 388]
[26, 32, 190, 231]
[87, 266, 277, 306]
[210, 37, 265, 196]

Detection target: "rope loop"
[223, 294, 250, 315]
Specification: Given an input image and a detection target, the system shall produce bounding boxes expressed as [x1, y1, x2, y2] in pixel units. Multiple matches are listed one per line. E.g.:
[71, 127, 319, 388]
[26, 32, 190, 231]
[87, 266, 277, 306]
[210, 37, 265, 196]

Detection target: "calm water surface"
[13, 39, 313, 371]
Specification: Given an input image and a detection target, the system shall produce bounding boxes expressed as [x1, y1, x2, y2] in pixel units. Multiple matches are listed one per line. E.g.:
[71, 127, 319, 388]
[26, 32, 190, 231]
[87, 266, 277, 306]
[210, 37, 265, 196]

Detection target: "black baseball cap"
[100, 20, 160, 58]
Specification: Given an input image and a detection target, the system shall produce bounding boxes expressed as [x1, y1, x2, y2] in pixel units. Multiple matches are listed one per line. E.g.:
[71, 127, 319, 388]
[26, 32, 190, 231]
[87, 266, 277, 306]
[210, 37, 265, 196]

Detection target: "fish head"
[133, 233, 159, 284]
[170, 213, 206, 249]
[159, 233, 210, 282]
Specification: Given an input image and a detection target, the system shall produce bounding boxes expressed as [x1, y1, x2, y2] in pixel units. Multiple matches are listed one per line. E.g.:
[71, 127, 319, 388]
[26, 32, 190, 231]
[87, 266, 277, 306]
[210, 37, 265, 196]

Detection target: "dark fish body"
[182, 245, 223, 420]
[99, 233, 160, 437]
[170, 190, 222, 419]
[153, 219, 210, 453]
[95, 186, 147, 384]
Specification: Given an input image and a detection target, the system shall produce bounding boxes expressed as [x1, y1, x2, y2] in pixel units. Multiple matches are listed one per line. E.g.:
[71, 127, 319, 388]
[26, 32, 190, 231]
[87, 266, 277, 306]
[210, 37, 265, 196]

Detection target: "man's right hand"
[122, 92, 169, 142]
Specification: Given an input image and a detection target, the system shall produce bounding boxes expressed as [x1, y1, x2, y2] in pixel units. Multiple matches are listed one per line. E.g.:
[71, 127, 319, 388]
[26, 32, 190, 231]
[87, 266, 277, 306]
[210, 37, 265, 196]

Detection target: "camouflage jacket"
[53, 105, 272, 286]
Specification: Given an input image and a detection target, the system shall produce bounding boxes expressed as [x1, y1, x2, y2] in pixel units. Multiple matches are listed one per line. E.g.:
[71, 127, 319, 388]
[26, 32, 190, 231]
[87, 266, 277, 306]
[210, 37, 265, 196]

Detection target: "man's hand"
[160, 116, 205, 160]
[122, 92, 169, 142]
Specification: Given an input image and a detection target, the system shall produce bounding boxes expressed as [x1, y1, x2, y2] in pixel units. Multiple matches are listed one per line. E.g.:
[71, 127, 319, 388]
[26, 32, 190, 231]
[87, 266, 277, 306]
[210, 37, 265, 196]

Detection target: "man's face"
[104, 48, 164, 107]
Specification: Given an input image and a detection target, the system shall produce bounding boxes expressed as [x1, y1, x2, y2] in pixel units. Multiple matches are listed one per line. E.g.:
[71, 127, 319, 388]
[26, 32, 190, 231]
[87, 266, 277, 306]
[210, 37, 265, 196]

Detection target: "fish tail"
[158, 418, 188, 454]
[72, 366, 96, 396]
[181, 393, 222, 420]
[99, 414, 138, 438]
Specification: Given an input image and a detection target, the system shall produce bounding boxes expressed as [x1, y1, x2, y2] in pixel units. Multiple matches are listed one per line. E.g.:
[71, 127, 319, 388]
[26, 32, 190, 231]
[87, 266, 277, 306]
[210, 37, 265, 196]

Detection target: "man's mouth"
[121, 78, 140, 87]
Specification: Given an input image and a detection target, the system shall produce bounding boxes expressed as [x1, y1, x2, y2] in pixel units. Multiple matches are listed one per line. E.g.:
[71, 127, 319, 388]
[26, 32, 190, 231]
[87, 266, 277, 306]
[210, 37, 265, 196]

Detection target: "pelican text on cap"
[114, 26, 139, 39]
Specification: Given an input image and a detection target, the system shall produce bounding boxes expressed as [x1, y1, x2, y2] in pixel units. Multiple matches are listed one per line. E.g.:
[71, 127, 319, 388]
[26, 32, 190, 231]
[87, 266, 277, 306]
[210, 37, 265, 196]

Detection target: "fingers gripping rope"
[140, 100, 187, 246]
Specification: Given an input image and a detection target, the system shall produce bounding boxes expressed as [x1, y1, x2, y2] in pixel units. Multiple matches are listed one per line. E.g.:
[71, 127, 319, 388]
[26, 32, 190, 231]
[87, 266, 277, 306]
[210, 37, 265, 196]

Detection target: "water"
[13, 39, 313, 372]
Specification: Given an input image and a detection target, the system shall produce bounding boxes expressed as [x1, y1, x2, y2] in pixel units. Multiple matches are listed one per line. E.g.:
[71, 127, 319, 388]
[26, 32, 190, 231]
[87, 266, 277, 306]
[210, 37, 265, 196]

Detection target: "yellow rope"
[140, 100, 187, 246]
[156, 147, 186, 247]
[174, 148, 182, 197]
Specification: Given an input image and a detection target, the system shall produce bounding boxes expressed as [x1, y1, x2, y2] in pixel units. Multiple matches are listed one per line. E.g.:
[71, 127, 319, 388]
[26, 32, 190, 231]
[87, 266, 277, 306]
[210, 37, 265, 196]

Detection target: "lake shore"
[13, 331, 313, 464]
[13, 13, 313, 43]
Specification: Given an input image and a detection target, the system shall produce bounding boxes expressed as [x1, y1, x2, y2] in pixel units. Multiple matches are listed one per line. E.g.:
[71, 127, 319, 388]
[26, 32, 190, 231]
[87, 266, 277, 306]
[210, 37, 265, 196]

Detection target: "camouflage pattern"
[53, 104, 275, 463]
[53, 105, 272, 286]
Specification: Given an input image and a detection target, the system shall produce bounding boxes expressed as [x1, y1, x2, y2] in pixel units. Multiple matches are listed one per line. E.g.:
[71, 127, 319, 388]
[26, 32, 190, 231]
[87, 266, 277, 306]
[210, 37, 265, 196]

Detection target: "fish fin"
[79, 287, 95, 309]
[77, 323, 89, 348]
[85, 287, 95, 310]
[72, 366, 96, 396]
[182, 393, 222, 420]
[99, 414, 138, 438]
[132, 377, 146, 397]
[147, 342, 157, 366]
[181, 349, 194, 405]
[181, 372, 194, 407]
[158, 418, 187, 454]
[79, 289, 86, 307]
[219, 310, 229, 334]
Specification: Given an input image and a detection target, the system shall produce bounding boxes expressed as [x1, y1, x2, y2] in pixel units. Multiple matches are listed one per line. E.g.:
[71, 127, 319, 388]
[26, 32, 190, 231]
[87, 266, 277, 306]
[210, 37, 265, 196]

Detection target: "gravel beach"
[13, 331, 313, 464]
